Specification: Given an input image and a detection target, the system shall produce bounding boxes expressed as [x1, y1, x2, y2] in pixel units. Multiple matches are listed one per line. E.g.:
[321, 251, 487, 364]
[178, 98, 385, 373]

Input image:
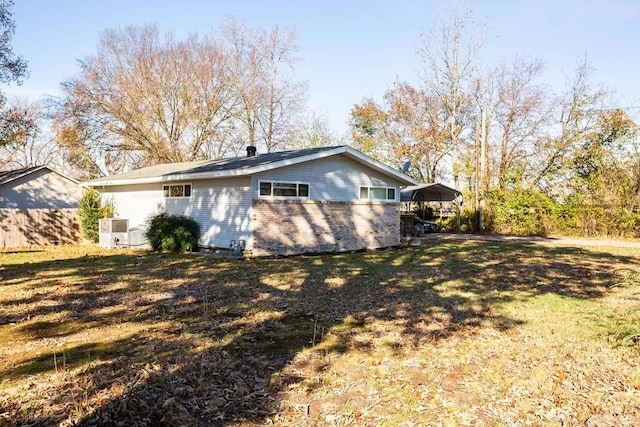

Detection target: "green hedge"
[485, 189, 556, 236]
[482, 189, 640, 238]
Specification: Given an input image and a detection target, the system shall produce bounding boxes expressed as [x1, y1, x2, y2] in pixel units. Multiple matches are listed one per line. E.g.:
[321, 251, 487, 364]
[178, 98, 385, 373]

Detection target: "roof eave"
[0, 165, 45, 186]
[84, 168, 251, 187]
[85, 145, 419, 187]
[1, 166, 81, 187]
[242, 146, 418, 186]
[341, 146, 419, 186]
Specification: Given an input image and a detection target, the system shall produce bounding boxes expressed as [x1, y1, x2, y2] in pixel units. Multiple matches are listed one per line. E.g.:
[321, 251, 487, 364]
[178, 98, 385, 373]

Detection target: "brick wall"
[252, 199, 400, 256]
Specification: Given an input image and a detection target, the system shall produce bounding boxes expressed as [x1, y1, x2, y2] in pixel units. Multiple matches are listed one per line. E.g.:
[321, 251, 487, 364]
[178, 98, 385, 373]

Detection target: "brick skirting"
[252, 199, 400, 256]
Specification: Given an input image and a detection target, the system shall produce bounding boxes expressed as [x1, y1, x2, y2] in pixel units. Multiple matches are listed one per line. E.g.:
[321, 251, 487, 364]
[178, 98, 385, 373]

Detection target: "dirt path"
[419, 233, 640, 249]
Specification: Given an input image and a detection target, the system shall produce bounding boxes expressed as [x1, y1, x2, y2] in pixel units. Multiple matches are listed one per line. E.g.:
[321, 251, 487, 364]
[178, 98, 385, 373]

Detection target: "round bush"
[145, 212, 199, 253]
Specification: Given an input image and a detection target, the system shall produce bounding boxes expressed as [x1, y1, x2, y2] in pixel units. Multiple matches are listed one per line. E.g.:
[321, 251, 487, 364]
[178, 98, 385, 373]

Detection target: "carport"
[400, 183, 463, 234]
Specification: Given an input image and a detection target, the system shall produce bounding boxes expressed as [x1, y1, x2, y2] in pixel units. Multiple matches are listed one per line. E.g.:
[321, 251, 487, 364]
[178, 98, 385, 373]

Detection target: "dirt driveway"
[419, 233, 640, 249]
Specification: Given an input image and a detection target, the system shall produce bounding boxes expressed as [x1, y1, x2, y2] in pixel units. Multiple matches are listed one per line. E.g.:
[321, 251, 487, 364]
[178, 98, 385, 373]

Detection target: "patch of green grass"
[602, 267, 640, 347]
[611, 267, 640, 288]
[498, 293, 608, 340]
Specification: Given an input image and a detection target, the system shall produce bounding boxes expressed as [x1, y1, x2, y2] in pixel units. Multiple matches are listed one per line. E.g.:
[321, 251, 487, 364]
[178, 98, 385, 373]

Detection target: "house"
[0, 166, 82, 247]
[85, 145, 419, 256]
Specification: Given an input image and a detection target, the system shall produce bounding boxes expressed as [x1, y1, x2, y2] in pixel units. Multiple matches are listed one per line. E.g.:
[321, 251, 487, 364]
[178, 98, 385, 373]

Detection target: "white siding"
[101, 184, 165, 228]
[0, 170, 81, 209]
[99, 177, 253, 249]
[174, 177, 253, 249]
[251, 155, 403, 202]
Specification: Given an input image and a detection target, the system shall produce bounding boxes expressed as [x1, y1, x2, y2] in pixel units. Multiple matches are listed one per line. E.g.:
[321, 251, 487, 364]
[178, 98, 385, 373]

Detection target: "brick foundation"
[252, 199, 400, 257]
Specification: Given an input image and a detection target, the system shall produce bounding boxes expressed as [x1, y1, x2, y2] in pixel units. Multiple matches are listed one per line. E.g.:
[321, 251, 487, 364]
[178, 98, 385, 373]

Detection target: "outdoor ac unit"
[98, 218, 129, 248]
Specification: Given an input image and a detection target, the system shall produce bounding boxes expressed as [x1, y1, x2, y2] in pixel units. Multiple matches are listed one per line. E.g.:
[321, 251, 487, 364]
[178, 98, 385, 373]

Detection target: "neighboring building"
[0, 166, 82, 246]
[85, 146, 419, 256]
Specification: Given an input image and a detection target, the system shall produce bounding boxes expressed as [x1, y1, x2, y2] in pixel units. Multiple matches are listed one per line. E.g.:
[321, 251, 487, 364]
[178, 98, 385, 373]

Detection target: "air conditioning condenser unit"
[98, 218, 129, 248]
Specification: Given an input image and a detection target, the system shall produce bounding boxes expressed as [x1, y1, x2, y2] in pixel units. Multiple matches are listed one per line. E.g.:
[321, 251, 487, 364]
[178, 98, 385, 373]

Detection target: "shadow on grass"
[0, 249, 46, 255]
[1, 339, 133, 379]
[0, 240, 638, 425]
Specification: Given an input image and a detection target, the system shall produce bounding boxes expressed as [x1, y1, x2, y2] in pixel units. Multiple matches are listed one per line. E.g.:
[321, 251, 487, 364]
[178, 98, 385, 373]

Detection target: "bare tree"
[289, 111, 337, 149]
[418, 5, 483, 188]
[490, 56, 550, 189]
[52, 20, 308, 176]
[531, 57, 608, 192]
[52, 25, 239, 176]
[257, 26, 308, 152]
[0, 98, 62, 170]
[223, 20, 262, 150]
[222, 18, 307, 153]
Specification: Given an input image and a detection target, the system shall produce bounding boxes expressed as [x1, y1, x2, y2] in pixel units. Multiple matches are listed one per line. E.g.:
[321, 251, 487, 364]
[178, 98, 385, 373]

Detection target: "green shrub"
[485, 188, 557, 236]
[607, 208, 640, 238]
[561, 200, 640, 238]
[79, 187, 115, 243]
[144, 212, 200, 253]
[439, 207, 475, 233]
[554, 197, 580, 236]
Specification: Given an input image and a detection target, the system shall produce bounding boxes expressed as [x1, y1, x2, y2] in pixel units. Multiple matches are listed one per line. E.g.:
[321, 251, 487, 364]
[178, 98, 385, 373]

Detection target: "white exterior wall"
[101, 184, 165, 228]
[251, 155, 403, 202]
[99, 177, 253, 249]
[176, 177, 253, 249]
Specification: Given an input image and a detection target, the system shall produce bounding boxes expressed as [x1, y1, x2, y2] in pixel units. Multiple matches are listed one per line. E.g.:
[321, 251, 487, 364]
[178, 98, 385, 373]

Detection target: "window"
[259, 182, 272, 196]
[259, 181, 309, 198]
[163, 184, 191, 198]
[370, 187, 387, 199]
[388, 188, 396, 200]
[360, 186, 396, 201]
[273, 182, 298, 197]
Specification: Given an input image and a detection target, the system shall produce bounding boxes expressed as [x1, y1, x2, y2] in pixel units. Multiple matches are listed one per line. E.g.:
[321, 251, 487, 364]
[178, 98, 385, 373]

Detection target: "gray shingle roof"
[101, 146, 337, 181]
[83, 146, 334, 183]
[183, 146, 340, 175]
[84, 145, 419, 187]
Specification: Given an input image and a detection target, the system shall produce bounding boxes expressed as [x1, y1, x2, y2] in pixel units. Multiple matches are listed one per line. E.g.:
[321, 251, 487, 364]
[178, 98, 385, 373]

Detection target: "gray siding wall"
[99, 177, 253, 249]
[251, 155, 403, 202]
[0, 169, 82, 209]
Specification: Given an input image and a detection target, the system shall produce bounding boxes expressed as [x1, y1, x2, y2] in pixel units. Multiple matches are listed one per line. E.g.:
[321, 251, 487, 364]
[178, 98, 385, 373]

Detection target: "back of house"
[85, 146, 418, 256]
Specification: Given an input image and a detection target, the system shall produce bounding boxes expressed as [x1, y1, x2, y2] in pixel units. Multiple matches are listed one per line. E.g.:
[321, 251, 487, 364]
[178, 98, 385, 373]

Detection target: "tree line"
[349, 7, 640, 237]
[0, 15, 310, 179]
[52, 18, 308, 178]
[0, 2, 638, 237]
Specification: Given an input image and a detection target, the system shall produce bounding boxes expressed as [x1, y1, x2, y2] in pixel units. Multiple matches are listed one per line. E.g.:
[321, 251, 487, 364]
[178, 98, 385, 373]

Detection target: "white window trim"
[258, 180, 310, 199]
[162, 183, 192, 198]
[360, 186, 397, 201]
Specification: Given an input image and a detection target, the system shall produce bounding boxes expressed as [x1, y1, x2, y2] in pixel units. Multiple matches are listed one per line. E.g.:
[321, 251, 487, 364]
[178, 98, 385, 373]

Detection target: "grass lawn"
[1, 241, 639, 426]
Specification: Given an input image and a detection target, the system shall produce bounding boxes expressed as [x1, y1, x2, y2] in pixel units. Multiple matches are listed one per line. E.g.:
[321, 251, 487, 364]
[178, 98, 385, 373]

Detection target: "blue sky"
[5, 0, 640, 136]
